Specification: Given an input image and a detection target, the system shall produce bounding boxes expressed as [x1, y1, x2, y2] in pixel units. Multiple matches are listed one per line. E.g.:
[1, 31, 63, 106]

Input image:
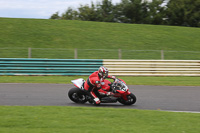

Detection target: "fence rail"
[104, 60, 200, 76]
[0, 48, 200, 60]
[0, 58, 103, 76]
[0, 58, 200, 76]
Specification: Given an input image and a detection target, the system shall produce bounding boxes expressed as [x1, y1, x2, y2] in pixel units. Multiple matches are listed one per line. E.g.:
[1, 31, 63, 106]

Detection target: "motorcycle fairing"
[71, 78, 85, 89]
[121, 91, 131, 101]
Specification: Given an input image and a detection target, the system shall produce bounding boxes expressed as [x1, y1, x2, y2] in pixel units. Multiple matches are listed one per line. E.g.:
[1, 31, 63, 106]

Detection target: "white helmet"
[98, 66, 108, 79]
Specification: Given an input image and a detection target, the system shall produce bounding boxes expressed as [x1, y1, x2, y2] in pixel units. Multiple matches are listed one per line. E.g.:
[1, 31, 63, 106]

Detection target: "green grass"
[0, 76, 200, 86]
[0, 18, 200, 59]
[0, 106, 199, 133]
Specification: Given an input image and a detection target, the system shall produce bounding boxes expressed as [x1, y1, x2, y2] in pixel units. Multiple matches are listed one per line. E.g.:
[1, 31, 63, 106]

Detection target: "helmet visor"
[103, 72, 108, 78]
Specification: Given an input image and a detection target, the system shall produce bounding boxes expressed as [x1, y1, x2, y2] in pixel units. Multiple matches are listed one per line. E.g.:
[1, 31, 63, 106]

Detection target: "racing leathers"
[84, 71, 115, 104]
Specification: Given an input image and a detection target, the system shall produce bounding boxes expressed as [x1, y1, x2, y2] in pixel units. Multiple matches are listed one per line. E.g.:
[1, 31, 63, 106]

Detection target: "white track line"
[161, 110, 200, 113]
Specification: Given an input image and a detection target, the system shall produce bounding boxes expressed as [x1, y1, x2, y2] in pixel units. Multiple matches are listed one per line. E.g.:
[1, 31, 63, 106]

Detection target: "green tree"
[97, 0, 115, 22]
[50, 12, 60, 19]
[61, 7, 79, 20]
[147, 0, 166, 25]
[121, 0, 144, 23]
[113, 0, 132, 23]
[166, 0, 200, 27]
[78, 3, 98, 21]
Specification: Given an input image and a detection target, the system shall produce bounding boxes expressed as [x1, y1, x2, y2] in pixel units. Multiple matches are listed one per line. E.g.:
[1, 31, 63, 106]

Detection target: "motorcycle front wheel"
[118, 93, 136, 105]
[68, 87, 87, 103]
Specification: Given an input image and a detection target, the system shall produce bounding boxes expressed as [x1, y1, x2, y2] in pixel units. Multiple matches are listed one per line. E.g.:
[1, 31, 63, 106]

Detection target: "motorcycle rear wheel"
[118, 93, 136, 105]
[68, 87, 87, 103]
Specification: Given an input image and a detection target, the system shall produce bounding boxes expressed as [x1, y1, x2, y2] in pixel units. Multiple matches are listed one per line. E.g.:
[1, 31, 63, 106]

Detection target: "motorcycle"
[68, 78, 136, 105]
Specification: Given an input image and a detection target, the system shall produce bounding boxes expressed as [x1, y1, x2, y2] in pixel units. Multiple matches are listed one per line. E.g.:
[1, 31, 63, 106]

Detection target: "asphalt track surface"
[0, 83, 200, 112]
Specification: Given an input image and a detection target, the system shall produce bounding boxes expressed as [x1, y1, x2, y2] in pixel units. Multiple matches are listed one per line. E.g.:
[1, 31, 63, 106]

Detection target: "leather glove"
[111, 76, 116, 79]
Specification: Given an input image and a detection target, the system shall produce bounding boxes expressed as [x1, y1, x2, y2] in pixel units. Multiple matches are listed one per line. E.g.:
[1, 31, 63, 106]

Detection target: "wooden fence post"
[161, 50, 164, 60]
[28, 48, 31, 58]
[74, 48, 78, 59]
[118, 49, 122, 59]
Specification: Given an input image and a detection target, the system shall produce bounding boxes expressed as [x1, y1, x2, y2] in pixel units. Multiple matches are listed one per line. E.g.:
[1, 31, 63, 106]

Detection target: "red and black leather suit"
[84, 71, 115, 104]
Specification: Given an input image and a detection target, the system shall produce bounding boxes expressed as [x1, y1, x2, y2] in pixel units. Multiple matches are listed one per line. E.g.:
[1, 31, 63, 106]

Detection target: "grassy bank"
[0, 76, 200, 86]
[0, 106, 199, 133]
[0, 18, 200, 59]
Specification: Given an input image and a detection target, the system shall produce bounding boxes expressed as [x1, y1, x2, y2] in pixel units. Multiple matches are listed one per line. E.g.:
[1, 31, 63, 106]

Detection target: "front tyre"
[118, 93, 136, 105]
[68, 87, 87, 103]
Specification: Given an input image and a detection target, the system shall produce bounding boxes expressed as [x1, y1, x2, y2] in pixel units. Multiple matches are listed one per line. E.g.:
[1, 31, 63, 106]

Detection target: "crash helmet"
[98, 66, 108, 79]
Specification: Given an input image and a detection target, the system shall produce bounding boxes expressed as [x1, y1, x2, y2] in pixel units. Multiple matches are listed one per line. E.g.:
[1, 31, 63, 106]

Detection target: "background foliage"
[50, 0, 200, 27]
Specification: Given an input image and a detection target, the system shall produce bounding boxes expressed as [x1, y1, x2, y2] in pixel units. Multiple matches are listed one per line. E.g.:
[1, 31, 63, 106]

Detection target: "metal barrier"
[104, 60, 200, 76]
[1, 58, 200, 76]
[0, 58, 103, 75]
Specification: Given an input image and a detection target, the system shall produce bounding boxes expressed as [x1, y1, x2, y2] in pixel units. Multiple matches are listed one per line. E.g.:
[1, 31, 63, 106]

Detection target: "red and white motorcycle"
[68, 78, 136, 105]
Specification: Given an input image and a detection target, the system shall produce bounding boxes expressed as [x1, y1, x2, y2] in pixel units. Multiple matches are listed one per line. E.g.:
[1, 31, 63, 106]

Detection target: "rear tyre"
[118, 93, 136, 105]
[68, 87, 87, 103]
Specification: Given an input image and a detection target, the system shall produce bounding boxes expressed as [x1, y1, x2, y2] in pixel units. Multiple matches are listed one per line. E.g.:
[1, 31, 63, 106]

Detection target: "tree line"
[50, 0, 200, 27]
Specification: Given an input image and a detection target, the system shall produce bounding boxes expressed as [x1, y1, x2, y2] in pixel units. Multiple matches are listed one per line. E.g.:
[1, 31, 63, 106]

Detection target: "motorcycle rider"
[84, 66, 116, 105]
